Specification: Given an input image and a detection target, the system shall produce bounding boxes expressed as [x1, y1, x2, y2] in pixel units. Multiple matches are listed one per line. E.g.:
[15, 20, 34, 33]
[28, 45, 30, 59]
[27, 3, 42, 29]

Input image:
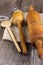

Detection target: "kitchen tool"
[12, 10, 27, 54]
[1, 20, 21, 52]
[27, 6, 43, 59]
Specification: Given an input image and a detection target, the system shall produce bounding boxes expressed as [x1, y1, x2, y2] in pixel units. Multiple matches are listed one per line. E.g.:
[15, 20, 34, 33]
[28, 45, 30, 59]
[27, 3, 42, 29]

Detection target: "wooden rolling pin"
[1, 20, 21, 52]
[12, 10, 27, 54]
[27, 6, 43, 59]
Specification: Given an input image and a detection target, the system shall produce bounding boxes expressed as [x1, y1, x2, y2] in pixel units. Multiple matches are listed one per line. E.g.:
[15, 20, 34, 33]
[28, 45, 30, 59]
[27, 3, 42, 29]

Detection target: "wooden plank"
[0, 0, 43, 65]
[0, 40, 43, 65]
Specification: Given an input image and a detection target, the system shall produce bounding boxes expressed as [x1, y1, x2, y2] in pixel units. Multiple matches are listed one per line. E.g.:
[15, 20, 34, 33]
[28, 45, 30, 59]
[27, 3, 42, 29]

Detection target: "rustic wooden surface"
[0, 40, 43, 65]
[0, 0, 43, 65]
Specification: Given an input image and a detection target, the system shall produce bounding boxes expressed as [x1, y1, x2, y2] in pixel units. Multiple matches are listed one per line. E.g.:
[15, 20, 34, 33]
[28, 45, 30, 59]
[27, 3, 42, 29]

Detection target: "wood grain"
[0, 40, 43, 65]
[0, 0, 43, 65]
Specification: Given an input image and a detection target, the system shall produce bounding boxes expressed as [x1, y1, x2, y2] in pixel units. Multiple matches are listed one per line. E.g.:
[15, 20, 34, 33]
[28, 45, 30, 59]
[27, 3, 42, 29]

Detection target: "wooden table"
[0, 0, 43, 64]
[0, 40, 43, 65]
[0, 14, 43, 65]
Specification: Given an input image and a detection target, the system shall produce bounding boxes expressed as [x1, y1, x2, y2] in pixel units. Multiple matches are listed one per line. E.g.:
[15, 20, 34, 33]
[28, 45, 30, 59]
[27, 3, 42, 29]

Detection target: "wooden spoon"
[12, 11, 27, 54]
[1, 20, 21, 52]
[27, 6, 43, 58]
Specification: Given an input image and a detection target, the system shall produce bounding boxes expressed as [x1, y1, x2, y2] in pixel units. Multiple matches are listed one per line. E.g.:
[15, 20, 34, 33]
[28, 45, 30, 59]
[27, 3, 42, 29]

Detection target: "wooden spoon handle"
[7, 27, 21, 52]
[35, 39, 43, 58]
[17, 23, 27, 54]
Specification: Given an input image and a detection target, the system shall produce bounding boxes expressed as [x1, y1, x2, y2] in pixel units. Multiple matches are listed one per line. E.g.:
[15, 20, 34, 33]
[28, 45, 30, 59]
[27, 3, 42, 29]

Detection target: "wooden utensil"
[27, 6, 43, 59]
[1, 20, 21, 52]
[12, 11, 27, 54]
